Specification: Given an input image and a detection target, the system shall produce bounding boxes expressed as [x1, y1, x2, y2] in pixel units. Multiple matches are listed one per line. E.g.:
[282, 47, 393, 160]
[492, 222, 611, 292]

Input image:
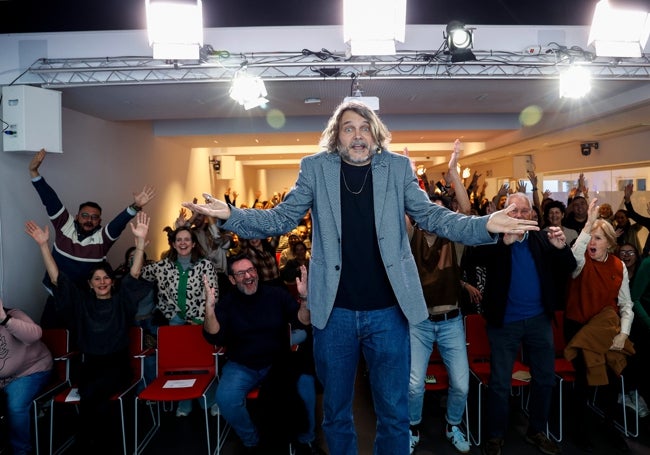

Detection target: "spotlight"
[229, 69, 268, 110]
[580, 142, 599, 156]
[445, 21, 476, 63]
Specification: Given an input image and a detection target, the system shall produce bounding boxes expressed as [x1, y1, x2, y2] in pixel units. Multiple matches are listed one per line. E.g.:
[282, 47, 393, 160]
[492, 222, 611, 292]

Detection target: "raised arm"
[202, 273, 220, 334]
[28, 149, 46, 179]
[129, 212, 150, 278]
[132, 185, 157, 211]
[25, 221, 59, 285]
[295, 264, 311, 326]
[447, 139, 471, 215]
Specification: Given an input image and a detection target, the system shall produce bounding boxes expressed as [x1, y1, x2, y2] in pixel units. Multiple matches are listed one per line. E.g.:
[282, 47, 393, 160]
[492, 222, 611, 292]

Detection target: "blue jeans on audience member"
[134, 316, 158, 390]
[216, 361, 271, 447]
[408, 312, 469, 428]
[485, 313, 555, 438]
[313, 305, 410, 455]
[215, 360, 318, 447]
[5, 370, 51, 455]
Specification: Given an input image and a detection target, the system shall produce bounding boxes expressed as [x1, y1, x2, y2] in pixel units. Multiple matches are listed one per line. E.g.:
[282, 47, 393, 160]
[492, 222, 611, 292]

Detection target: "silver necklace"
[341, 166, 371, 195]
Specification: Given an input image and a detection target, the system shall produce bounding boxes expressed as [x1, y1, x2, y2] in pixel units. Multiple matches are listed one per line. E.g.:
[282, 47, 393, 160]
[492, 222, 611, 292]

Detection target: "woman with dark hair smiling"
[25, 212, 152, 453]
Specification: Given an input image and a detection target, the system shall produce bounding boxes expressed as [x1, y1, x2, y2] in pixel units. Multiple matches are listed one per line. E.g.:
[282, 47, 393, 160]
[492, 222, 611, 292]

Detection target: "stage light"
[445, 21, 476, 63]
[343, 0, 406, 56]
[229, 70, 268, 110]
[146, 0, 203, 60]
[588, 0, 650, 57]
[559, 64, 592, 99]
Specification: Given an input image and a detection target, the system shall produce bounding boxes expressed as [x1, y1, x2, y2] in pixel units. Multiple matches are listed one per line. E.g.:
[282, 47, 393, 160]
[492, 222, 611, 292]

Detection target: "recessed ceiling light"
[304, 97, 321, 104]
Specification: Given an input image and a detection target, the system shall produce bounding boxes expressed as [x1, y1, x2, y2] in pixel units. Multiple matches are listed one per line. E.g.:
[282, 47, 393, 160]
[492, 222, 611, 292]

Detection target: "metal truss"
[15, 48, 650, 88]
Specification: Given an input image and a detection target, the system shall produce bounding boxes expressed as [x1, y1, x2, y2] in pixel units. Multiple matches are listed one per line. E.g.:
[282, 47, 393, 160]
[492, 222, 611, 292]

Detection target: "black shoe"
[294, 441, 327, 455]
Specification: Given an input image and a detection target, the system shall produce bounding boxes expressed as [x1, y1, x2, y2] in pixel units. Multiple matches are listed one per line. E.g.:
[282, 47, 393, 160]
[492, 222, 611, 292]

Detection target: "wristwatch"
[129, 203, 142, 212]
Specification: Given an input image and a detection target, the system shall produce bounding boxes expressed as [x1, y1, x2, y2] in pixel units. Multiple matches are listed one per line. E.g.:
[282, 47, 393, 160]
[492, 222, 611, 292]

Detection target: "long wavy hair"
[319, 100, 392, 153]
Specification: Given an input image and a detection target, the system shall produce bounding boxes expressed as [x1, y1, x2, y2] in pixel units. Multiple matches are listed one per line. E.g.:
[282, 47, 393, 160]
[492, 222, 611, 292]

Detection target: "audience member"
[239, 237, 284, 287]
[0, 297, 53, 455]
[598, 203, 615, 225]
[629, 249, 650, 420]
[25, 212, 153, 453]
[623, 183, 650, 257]
[467, 193, 576, 455]
[613, 209, 643, 253]
[140, 225, 219, 417]
[407, 141, 471, 455]
[184, 100, 538, 455]
[176, 203, 234, 294]
[28, 149, 155, 328]
[203, 254, 325, 455]
[114, 245, 159, 384]
[618, 242, 650, 418]
[564, 199, 635, 452]
[563, 195, 589, 233]
[543, 199, 578, 246]
[618, 243, 641, 283]
[280, 240, 310, 286]
[279, 231, 311, 269]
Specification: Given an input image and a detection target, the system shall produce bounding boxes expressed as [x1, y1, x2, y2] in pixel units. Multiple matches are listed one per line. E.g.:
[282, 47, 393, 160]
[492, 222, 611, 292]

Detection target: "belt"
[428, 308, 460, 323]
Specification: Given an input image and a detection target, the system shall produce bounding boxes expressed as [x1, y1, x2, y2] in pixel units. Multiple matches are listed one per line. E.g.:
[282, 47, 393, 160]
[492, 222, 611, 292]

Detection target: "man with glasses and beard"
[28, 149, 156, 326]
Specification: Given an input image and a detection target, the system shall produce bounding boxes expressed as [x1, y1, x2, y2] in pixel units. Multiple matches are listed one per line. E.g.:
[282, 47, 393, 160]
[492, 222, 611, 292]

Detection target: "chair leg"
[134, 398, 160, 455]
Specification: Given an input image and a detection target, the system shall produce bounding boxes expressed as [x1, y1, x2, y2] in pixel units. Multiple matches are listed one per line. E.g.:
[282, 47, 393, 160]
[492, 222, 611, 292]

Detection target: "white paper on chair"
[65, 388, 80, 402]
[163, 379, 196, 388]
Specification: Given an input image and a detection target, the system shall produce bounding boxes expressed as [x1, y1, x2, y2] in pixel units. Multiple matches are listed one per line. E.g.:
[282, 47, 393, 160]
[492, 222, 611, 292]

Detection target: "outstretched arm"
[182, 193, 232, 220]
[25, 221, 59, 285]
[485, 204, 540, 235]
[447, 139, 471, 215]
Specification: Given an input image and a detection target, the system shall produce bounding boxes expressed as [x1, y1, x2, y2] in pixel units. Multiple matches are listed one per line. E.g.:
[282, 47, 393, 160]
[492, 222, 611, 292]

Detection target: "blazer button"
[335, 265, 340, 271]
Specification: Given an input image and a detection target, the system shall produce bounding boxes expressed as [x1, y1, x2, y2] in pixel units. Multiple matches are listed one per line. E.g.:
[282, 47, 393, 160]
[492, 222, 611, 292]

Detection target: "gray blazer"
[222, 149, 496, 329]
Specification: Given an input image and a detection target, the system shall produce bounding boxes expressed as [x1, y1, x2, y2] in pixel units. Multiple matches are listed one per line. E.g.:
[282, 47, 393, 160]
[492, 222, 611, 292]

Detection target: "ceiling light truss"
[17, 51, 650, 89]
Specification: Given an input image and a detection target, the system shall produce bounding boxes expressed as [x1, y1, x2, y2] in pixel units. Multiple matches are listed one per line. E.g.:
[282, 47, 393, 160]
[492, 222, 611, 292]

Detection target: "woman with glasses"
[618, 243, 641, 284]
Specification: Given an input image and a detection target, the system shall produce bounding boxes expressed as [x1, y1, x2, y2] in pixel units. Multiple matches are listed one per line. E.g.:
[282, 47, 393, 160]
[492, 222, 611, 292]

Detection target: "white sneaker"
[634, 392, 650, 418]
[409, 428, 420, 454]
[445, 425, 470, 454]
[175, 408, 189, 417]
[210, 403, 220, 417]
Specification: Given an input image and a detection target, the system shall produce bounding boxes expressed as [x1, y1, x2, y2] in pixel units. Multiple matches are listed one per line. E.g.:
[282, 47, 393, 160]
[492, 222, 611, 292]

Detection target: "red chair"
[48, 326, 151, 455]
[134, 324, 227, 455]
[32, 329, 76, 455]
[464, 314, 531, 446]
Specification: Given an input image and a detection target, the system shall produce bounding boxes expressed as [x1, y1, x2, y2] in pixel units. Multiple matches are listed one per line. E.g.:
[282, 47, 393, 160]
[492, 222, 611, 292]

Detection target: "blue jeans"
[215, 361, 317, 447]
[5, 370, 51, 455]
[486, 313, 555, 438]
[313, 306, 410, 455]
[408, 312, 468, 427]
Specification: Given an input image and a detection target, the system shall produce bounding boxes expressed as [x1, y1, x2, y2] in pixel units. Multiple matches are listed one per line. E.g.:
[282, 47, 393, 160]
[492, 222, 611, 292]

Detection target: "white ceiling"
[55, 75, 650, 171]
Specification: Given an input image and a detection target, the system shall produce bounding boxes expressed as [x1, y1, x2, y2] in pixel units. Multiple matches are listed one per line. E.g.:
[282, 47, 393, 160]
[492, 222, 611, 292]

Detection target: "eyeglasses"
[232, 267, 257, 279]
[619, 250, 636, 256]
[80, 213, 100, 221]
